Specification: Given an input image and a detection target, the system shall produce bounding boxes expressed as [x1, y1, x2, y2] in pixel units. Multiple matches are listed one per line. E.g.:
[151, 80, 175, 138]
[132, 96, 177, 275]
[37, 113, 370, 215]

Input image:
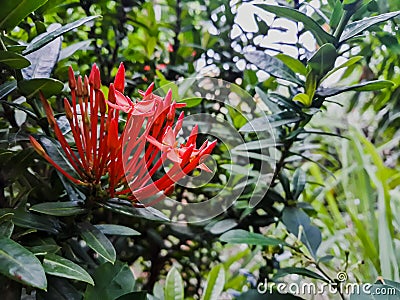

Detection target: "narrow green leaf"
[12, 209, 61, 234]
[220, 229, 285, 246]
[0, 237, 47, 289]
[293, 93, 311, 106]
[245, 51, 302, 85]
[0, 80, 17, 99]
[0, 51, 30, 69]
[317, 80, 394, 97]
[94, 224, 140, 236]
[208, 219, 238, 235]
[78, 222, 116, 264]
[18, 78, 63, 98]
[321, 56, 363, 82]
[255, 4, 335, 45]
[43, 253, 94, 285]
[0, 0, 48, 31]
[330, 0, 344, 29]
[165, 266, 184, 300]
[30, 202, 86, 216]
[292, 168, 306, 200]
[308, 43, 337, 77]
[201, 264, 225, 300]
[276, 54, 307, 76]
[340, 11, 400, 42]
[232, 139, 277, 151]
[274, 267, 329, 282]
[0, 221, 14, 238]
[23, 16, 101, 55]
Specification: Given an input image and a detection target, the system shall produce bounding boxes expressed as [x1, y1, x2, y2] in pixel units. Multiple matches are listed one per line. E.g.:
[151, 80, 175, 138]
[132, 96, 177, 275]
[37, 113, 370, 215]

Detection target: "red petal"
[114, 62, 125, 93]
[108, 84, 116, 103]
[107, 119, 119, 150]
[68, 67, 76, 90]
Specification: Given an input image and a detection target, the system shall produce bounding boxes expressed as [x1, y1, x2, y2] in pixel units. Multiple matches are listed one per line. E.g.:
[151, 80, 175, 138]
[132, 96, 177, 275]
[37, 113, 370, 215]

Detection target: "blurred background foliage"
[1, 0, 400, 299]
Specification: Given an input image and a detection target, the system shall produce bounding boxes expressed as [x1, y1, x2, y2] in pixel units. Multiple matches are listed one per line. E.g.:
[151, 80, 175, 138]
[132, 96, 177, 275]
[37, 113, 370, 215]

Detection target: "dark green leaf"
[84, 261, 136, 300]
[12, 209, 61, 234]
[292, 168, 306, 200]
[165, 266, 184, 300]
[22, 23, 62, 79]
[201, 264, 225, 300]
[23, 16, 101, 55]
[27, 244, 61, 256]
[18, 78, 63, 98]
[340, 11, 400, 42]
[318, 255, 334, 263]
[0, 51, 30, 69]
[220, 229, 285, 246]
[115, 292, 147, 300]
[330, 0, 344, 29]
[376, 279, 400, 292]
[0, 237, 47, 289]
[101, 199, 170, 222]
[317, 80, 394, 97]
[208, 219, 238, 235]
[0, 80, 17, 99]
[0, 0, 48, 31]
[308, 43, 337, 77]
[245, 51, 302, 85]
[274, 267, 329, 282]
[282, 207, 321, 258]
[43, 253, 94, 285]
[30, 202, 86, 216]
[36, 276, 82, 300]
[254, 4, 335, 45]
[349, 284, 400, 299]
[78, 222, 116, 263]
[0, 221, 13, 238]
[94, 224, 140, 236]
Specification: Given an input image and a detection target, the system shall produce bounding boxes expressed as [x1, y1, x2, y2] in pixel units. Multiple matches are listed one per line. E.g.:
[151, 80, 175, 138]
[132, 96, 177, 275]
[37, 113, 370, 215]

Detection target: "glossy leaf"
[43, 253, 94, 285]
[84, 261, 136, 300]
[282, 207, 321, 258]
[12, 209, 61, 234]
[274, 267, 328, 282]
[293, 93, 311, 107]
[18, 78, 63, 98]
[276, 54, 307, 76]
[255, 4, 335, 45]
[36, 276, 81, 300]
[245, 51, 302, 85]
[23, 16, 101, 55]
[292, 168, 306, 200]
[0, 0, 48, 31]
[308, 43, 337, 77]
[0, 80, 17, 99]
[317, 80, 394, 97]
[22, 23, 62, 79]
[321, 56, 363, 82]
[201, 264, 225, 300]
[220, 229, 285, 246]
[0, 237, 47, 289]
[340, 11, 400, 42]
[0, 51, 30, 69]
[30, 202, 86, 216]
[94, 224, 140, 236]
[349, 284, 400, 299]
[0, 221, 14, 238]
[239, 111, 302, 132]
[78, 222, 116, 264]
[165, 266, 184, 300]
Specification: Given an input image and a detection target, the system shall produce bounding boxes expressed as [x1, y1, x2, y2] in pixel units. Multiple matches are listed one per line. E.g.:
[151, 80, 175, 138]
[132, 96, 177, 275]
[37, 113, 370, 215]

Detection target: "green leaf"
[0, 237, 47, 289]
[84, 261, 136, 300]
[36, 276, 81, 300]
[177, 97, 202, 108]
[115, 292, 147, 300]
[30, 202, 86, 216]
[245, 51, 302, 85]
[282, 207, 321, 258]
[317, 80, 394, 97]
[201, 264, 225, 300]
[23, 16, 101, 55]
[78, 222, 116, 264]
[0, 221, 14, 238]
[276, 54, 307, 76]
[220, 229, 285, 246]
[0, 80, 17, 98]
[12, 209, 61, 234]
[255, 4, 335, 45]
[340, 11, 400, 42]
[321, 56, 363, 82]
[308, 43, 337, 77]
[94, 224, 141, 236]
[349, 284, 400, 299]
[330, 0, 344, 30]
[43, 253, 94, 285]
[18, 78, 63, 98]
[165, 266, 184, 300]
[208, 219, 238, 235]
[0, 0, 48, 31]
[293, 93, 311, 107]
[274, 267, 329, 282]
[0, 51, 30, 69]
[292, 168, 306, 200]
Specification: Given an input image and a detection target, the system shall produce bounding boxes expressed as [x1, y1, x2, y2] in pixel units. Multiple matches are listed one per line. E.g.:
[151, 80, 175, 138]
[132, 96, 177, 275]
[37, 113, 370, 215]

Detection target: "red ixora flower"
[30, 63, 216, 206]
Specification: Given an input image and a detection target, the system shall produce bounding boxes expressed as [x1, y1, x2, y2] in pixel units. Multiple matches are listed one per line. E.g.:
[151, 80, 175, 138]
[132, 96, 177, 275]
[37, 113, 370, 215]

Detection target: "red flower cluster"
[30, 63, 216, 205]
